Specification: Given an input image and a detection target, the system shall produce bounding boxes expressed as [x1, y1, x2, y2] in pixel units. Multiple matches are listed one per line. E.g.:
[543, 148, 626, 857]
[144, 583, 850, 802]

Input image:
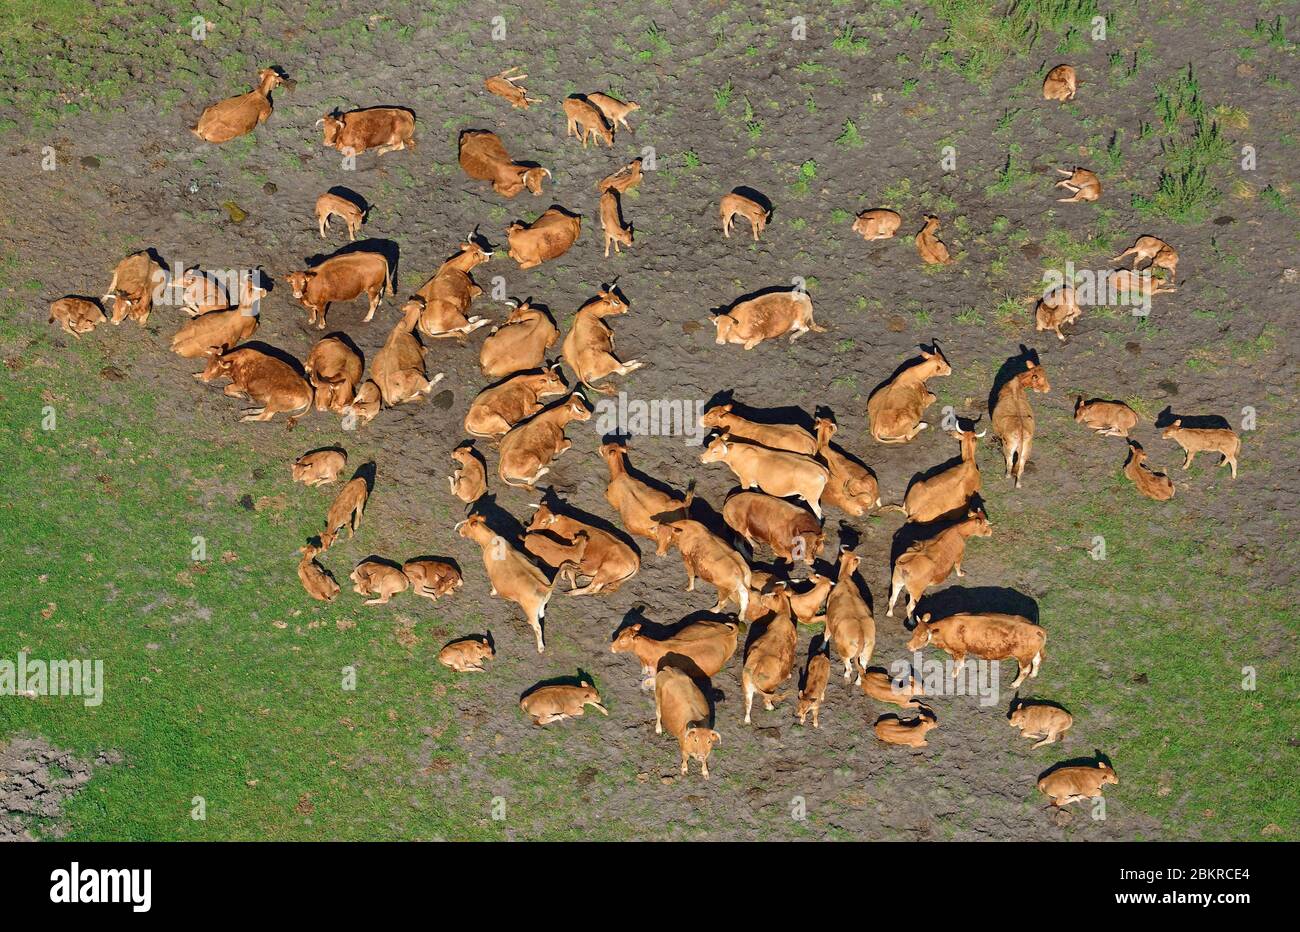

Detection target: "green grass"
[1133, 68, 1233, 222]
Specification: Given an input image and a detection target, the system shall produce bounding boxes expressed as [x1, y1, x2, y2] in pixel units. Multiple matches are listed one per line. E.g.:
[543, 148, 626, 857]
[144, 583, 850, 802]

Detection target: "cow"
[48, 297, 106, 337]
[484, 67, 538, 109]
[350, 559, 410, 605]
[102, 251, 165, 325]
[915, 215, 952, 264]
[315, 192, 365, 241]
[886, 508, 993, 619]
[1038, 761, 1119, 807]
[506, 207, 581, 269]
[851, 208, 901, 240]
[520, 681, 608, 725]
[170, 277, 265, 360]
[600, 441, 692, 549]
[284, 252, 391, 329]
[797, 648, 831, 728]
[479, 300, 559, 379]
[448, 444, 487, 503]
[874, 708, 939, 747]
[408, 238, 493, 340]
[586, 92, 640, 132]
[304, 336, 363, 413]
[812, 417, 882, 516]
[1122, 441, 1176, 500]
[456, 513, 564, 653]
[458, 130, 550, 198]
[192, 68, 286, 143]
[722, 491, 824, 564]
[700, 433, 829, 518]
[319, 107, 415, 156]
[719, 191, 770, 241]
[611, 618, 739, 684]
[438, 636, 495, 673]
[367, 301, 445, 408]
[561, 289, 643, 395]
[701, 403, 817, 455]
[198, 346, 313, 427]
[888, 426, 985, 524]
[465, 366, 567, 438]
[319, 475, 369, 549]
[907, 610, 1046, 690]
[526, 501, 639, 595]
[562, 96, 613, 147]
[497, 394, 590, 489]
[1042, 64, 1077, 101]
[1074, 397, 1139, 437]
[1009, 699, 1073, 748]
[599, 189, 633, 256]
[1055, 166, 1101, 203]
[861, 669, 924, 708]
[1034, 286, 1082, 342]
[655, 667, 720, 778]
[1162, 418, 1240, 479]
[291, 449, 346, 487]
[711, 289, 825, 348]
[598, 158, 643, 194]
[742, 584, 798, 723]
[867, 343, 952, 443]
[656, 518, 752, 617]
[825, 548, 875, 684]
[992, 359, 1050, 488]
[296, 544, 339, 602]
[402, 558, 464, 603]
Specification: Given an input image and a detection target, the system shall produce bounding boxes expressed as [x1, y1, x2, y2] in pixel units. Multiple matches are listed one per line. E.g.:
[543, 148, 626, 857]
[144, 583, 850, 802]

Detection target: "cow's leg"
[842, 657, 853, 681]
[239, 408, 274, 422]
[742, 674, 755, 724]
[886, 571, 904, 617]
[1010, 663, 1029, 690]
[1181, 450, 1195, 469]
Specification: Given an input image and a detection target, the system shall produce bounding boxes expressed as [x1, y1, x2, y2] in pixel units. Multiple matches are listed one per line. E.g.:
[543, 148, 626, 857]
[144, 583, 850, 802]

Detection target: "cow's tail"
[384, 261, 394, 298]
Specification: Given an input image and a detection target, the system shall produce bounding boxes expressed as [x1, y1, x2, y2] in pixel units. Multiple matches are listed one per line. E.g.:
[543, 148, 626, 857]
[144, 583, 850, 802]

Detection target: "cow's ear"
[710, 730, 721, 745]
[1025, 360, 1036, 369]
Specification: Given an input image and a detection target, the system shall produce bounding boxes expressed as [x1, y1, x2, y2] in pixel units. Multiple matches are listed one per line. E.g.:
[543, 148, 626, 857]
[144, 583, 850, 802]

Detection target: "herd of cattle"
[45, 59, 1246, 811]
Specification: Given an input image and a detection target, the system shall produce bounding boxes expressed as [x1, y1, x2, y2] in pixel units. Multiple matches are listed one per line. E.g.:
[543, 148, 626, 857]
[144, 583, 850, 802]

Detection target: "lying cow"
[506, 207, 581, 269]
[319, 107, 415, 156]
[711, 289, 826, 349]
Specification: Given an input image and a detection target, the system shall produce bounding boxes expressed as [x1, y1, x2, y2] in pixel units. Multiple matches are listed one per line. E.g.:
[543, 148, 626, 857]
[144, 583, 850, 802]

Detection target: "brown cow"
[1075, 397, 1138, 437]
[319, 107, 415, 156]
[700, 433, 829, 519]
[484, 67, 538, 109]
[861, 668, 924, 707]
[448, 444, 488, 503]
[438, 636, 495, 673]
[611, 619, 739, 683]
[284, 252, 392, 329]
[458, 130, 550, 198]
[722, 491, 824, 564]
[368, 301, 445, 407]
[402, 558, 464, 603]
[874, 708, 939, 747]
[198, 346, 313, 426]
[456, 513, 563, 653]
[797, 649, 831, 728]
[497, 394, 591, 489]
[465, 366, 567, 438]
[408, 238, 493, 340]
[600, 189, 634, 257]
[825, 549, 875, 684]
[1034, 286, 1082, 342]
[655, 666, 720, 779]
[887, 508, 993, 619]
[742, 585, 798, 723]
[291, 449, 346, 487]
[719, 191, 770, 241]
[907, 610, 1045, 690]
[102, 251, 165, 325]
[813, 417, 882, 516]
[562, 96, 613, 147]
[297, 544, 340, 602]
[170, 277, 265, 360]
[506, 208, 581, 269]
[350, 558, 410, 605]
[657, 518, 752, 617]
[787, 572, 833, 624]
[1162, 418, 1240, 479]
[1038, 761, 1118, 807]
[1122, 441, 1176, 501]
[867, 344, 951, 443]
[479, 300, 559, 379]
[889, 426, 984, 524]
[852, 208, 902, 240]
[520, 681, 608, 725]
[586, 93, 640, 132]
[304, 336, 363, 413]
[915, 215, 952, 264]
[991, 359, 1050, 488]
[315, 192, 365, 241]
[192, 68, 285, 143]
[598, 158, 643, 194]
[561, 289, 643, 395]
[48, 297, 106, 337]
[711, 289, 825, 348]
[1042, 64, 1077, 102]
[526, 501, 639, 595]
[1009, 699, 1073, 748]
[600, 441, 692, 549]
[319, 475, 369, 549]
[1055, 166, 1101, 203]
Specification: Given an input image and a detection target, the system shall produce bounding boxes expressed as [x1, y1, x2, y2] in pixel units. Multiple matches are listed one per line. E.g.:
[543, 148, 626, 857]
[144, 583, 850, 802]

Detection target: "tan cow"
[484, 67, 538, 109]
[562, 97, 613, 147]
[1113, 236, 1178, 281]
[1122, 442, 1176, 500]
[438, 636, 494, 673]
[1038, 761, 1118, 807]
[874, 708, 939, 747]
[297, 543, 339, 602]
[907, 610, 1045, 690]
[304, 336, 363, 413]
[102, 251, 165, 325]
[319, 107, 415, 156]
[284, 252, 391, 329]
[479, 300, 559, 379]
[1009, 699, 1073, 748]
[915, 215, 952, 264]
[797, 649, 831, 728]
[852, 208, 902, 240]
[720, 191, 770, 241]
[867, 344, 952, 443]
[170, 278, 265, 360]
[991, 359, 1050, 488]
[861, 669, 924, 708]
[701, 403, 817, 455]
[448, 444, 488, 503]
[408, 238, 493, 340]
[598, 158, 643, 194]
[521, 530, 590, 590]
[350, 559, 410, 605]
[788, 572, 833, 624]
[506, 207, 581, 269]
[520, 681, 608, 725]
[458, 130, 550, 198]
[192, 68, 285, 143]
[600, 441, 692, 548]
[825, 549, 875, 684]
[890, 426, 985, 524]
[319, 475, 369, 549]
[291, 449, 346, 487]
[561, 289, 643, 394]
[48, 297, 106, 337]
[711, 289, 825, 348]
[198, 346, 313, 426]
[526, 501, 639, 595]
[587, 93, 640, 132]
[722, 491, 824, 564]
[1034, 286, 1082, 342]
[1162, 418, 1240, 479]
[813, 418, 882, 516]
[368, 301, 445, 407]
[465, 366, 567, 438]
[655, 667, 720, 778]
[1075, 397, 1138, 437]
[1042, 64, 1077, 102]
[1109, 268, 1177, 299]
[456, 513, 560, 653]
[1055, 167, 1101, 203]
[497, 394, 590, 489]
[887, 508, 993, 619]
[656, 519, 752, 617]
[599, 189, 634, 257]
[177, 269, 233, 317]
[742, 585, 798, 723]
[402, 558, 464, 603]
[700, 433, 829, 519]
[345, 380, 382, 425]
[315, 192, 365, 241]
[611, 619, 739, 683]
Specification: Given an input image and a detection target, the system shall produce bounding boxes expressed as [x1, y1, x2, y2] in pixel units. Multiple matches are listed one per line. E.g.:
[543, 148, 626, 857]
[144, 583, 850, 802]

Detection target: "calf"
[611, 619, 739, 683]
[198, 346, 313, 426]
[657, 519, 752, 617]
[586, 93, 640, 132]
[479, 300, 559, 379]
[722, 491, 823, 564]
[861, 669, 924, 708]
[506, 207, 581, 269]
[304, 336, 363, 413]
[319, 475, 369, 549]
[701, 403, 817, 455]
[297, 544, 339, 602]
[319, 107, 415, 156]
[562, 96, 613, 147]
[522, 530, 590, 590]
[170, 278, 264, 359]
[456, 513, 561, 653]
[561, 289, 643, 395]
[350, 559, 410, 605]
[520, 681, 608, 725]
[852, 208, 901, 240]
[600, 441, 692, 548]
[177, 269, 232, 317]
[1113, 236, 1177, 280]
[49, 297, 106, 337]
[1009, 699, 1073, 748]
[1038, 761, 1118, 807]
[192, 68, 285, 143]
[867, 343, 952, 443]
[291, 449, 346, 487]
[408, 238, 493, 340]
[887, 508, 993, 619]
[991, 358, 1050, 488]
[1075, 397, 1138, 437]
[825, 549, 875, 684]
[874, 708, 939, 747]
[813, 418, 882, 516]
[448, 444, 488, 503]
[700, 433, 829, 518]
[655, 667, 720, 778]
[368, 301, 444, 407]
[497, 394, 590, 489]
[345, 381, 382, 425]
[907, 610, 1044, 690]
[1055, 167, 1101, 203]
[1042, 64, 1077, 101]
[102, 251, 165, 325]
[465, 366, 567, 438]
[599, 189, 634, 256]
[788, 572, 832, 624]
[711, 289, 825, 348]
[438, 636, 495, 673]
[1123, 442, 1176, 501]
[402, 558, 464, 603]
[742, 585, 798, 723]
[892, 426, 984, 523]
[526, 501, 639, 595]
[797, 648, 831, 728]
[598, 158, 643, 194]
[315, 192, 365, 241]
[458, 130, 550, 198]
[284, 252, 392, 329]
[1162, 418, 1240, 479]
[1034, 286, 1082, 342]
[484, 67, 538, 109]
[720, 191, 770, 241]
[915, 215, 951, 264]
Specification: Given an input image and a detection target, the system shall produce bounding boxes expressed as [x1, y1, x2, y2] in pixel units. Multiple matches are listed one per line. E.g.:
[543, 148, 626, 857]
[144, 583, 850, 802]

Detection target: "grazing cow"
[319, 107, 416, 156]
[915, 215, 952, 264]
[1009, 700, 1073, 748]
[890, 426, 984, 524]
[291, 449, 346, 487]
[867, 343, 952, 443]
[368, 301, 445, 407]
[1038, 761, 1118, 807]
[742, 585, 798, 723]
[701, 403, 817, 455]
[192, 68, 285, 143]
[861, 669, 924, 707]
[315, 192, 365, 241]
[484, 67, 538, 109]
[297, 544, 339, 602]
[700, 433, 829, 518]
[812, 417, 882, 516]
[402, 558, 464, 603]
[1055, 166, 1101, 203]
[1042, 64, 1077, 101]
[611, 619, 739, 683]
[102, 251, 165, 325]
[350, 559, 410, 605]
[722, 491, 824, 564]
[598, 158, 643, 194]
[562, 96, 613, 147]
[448, 444, 487, 503]
[561, 289, 643, 395]
[497, 394, 590, 489]
[1075, 397, 1138, 437]
[48, 297, 106, 337]
[600, 441, 692, 549]
[586, 93, 640, 132]
[456, 513, 562, 653]
[438, 636, 494, 673]
[852, 208, 902, 240]
[304, 336, 363, 413]
[907, 610, 1045, 690]
[599, 189, 634, 257]
[991, 358, 1050, 488]
[526, 501, 639, 595]
[887, 508, 993, 619]
[408, 238, 493, 340]
[825, 549, 875, 684]
[1122, 441, 1175, 500]
[874, 708, 939, 747]
[656, 519, 752, 617]
[520, 681, 608, 725]
[1162, 418, 1240, 479]
[458, 130, 550, 198]
[465, 366, 567, 438]
[506, 208, 581, 269]
[284, 252, 392, 329]
[319, 475, 369, 549]
[198, 346, 313, 426]
[655, 667, 720, 778]
[719, 191, 770, 241]
[170, 278, 265, 360]
[797, 648, 831, 728]
[711, 289, 825, 348]
[479, 300, 559, 379]
[1034, 286, 1082, 342]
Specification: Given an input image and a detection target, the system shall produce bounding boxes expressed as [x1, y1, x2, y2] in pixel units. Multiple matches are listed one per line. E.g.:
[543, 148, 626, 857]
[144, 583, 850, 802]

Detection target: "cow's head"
[609, 623, 641, 654]
[712, 315, 734, 345]
[523, 167, 550, 195]
[525, 502, 556, 533]
[698, 434, 729, 464]
[282, 270, 315, 299]
[920, 342, 952, 376]
[1099, 762, 1119, 786]
[316, 112, 345, 146]
[1160, 419, 1182, 440]
[683, 726, 721, 776]
[905, 613, 934, 651]
[699, 403, 732, 430]
[1019, 359, 1050, 393]
[837, 547, 860, 578]
[594, 288, 628, 315]
[531, 366, 567, 398]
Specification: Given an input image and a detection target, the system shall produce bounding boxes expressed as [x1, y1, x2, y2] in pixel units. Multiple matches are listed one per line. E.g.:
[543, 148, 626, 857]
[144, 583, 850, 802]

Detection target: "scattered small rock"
[1212, 215, 1236, 226]
[1020, 243, 1042, 260]
[98, 365, 126, 381]
[681, 320, 701, 334]
[1125, 342, 1141, 355]
[263, 182, 277, 195]
[221, 201, 248, 224]
[888, 315, 907, 332]
[1132, 672, 1149, 685]
[79, 155, 100, 169]
[1157, 379, 1179, 397]
[1282, 268, 1298, 284]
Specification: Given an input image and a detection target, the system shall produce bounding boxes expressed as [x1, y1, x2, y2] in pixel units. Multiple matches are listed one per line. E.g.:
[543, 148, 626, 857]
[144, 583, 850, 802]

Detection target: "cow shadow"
[510, 204, 581, 228]
[355, 553, 403, 572]
[535, 487, 640, 556]
[706, 389, 818, 433]
[912, 584, 1040, 626]
[442, 629, 494, 653]
[466, 493, 528, 545]
[1154, 405, 1231, 431]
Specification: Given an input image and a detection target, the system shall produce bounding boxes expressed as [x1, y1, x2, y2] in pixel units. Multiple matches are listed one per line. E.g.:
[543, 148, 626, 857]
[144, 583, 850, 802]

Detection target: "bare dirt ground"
[0, 1, 1296, 840]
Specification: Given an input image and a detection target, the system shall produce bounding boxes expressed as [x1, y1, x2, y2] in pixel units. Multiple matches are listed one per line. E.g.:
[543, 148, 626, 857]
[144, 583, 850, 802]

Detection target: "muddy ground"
[0, 1, 1296, 840]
